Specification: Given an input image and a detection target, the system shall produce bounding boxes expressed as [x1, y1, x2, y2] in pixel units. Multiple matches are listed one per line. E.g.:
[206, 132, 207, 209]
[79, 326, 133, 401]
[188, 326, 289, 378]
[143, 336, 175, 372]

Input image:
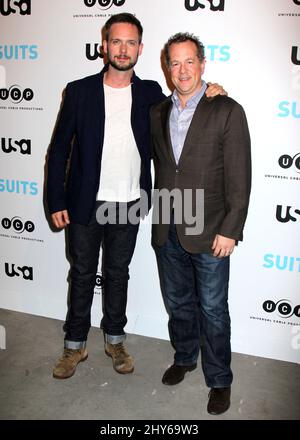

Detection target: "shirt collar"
[172, 81, 207, 110]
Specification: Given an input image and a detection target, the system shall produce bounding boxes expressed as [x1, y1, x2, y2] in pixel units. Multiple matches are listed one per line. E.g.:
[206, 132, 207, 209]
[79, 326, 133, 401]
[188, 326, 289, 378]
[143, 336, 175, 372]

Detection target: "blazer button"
[176, 169, 180, 174]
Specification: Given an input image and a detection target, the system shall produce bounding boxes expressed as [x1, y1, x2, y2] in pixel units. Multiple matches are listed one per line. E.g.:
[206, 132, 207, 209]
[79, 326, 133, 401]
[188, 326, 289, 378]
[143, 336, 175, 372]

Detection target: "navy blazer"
[47, 64, 165, 225]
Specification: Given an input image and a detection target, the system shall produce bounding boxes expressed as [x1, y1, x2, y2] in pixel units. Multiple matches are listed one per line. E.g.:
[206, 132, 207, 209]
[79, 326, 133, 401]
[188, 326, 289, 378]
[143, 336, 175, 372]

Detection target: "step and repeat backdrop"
[0, 0, 299, 363]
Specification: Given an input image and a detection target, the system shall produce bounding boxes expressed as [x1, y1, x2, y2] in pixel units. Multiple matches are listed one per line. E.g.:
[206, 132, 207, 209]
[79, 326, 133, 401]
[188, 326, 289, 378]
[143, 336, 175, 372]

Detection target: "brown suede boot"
[105, 342, 134, 374]
[53, 348, 88, 379]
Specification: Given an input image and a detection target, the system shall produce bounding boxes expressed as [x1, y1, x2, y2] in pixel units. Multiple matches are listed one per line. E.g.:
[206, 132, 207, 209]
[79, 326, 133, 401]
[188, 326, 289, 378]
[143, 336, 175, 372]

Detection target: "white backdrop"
[0, 0, 299, 364]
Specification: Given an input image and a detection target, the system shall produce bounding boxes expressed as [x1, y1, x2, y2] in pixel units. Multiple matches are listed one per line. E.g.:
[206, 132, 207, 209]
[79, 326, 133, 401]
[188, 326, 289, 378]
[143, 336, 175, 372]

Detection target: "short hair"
[164, 32, 205, 67]
[104, 13, 143, 43]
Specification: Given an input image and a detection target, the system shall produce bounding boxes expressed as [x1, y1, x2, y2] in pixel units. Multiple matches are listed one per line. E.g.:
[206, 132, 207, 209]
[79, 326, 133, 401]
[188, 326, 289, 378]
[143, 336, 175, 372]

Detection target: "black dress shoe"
[207, 387, 231, 415]
[162, 363, 197, 385]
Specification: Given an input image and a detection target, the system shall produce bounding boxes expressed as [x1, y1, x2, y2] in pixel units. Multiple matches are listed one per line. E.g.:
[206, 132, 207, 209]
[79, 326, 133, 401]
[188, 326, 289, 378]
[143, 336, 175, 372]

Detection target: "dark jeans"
[155, 220, 233, 388]
[64, 201, 139, 347]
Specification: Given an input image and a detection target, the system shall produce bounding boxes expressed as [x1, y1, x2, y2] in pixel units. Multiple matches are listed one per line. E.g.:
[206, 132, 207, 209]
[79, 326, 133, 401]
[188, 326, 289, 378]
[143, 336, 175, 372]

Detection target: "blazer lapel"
[131, 73, 143, 154]
[160, 98, 176, 166]
[178, 95, 212, 167]
[91, 66, 108, 158]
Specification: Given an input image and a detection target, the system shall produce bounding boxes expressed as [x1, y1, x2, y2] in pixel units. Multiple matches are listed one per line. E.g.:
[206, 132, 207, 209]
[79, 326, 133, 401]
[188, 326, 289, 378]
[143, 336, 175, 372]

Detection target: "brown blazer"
[150, 94, 251, 253]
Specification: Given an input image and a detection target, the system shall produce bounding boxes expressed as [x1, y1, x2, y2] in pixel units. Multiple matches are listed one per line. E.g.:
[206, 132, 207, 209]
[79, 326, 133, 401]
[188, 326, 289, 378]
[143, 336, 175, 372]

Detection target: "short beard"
[107, 49, 138, 72]
[109, 58, 137, 71]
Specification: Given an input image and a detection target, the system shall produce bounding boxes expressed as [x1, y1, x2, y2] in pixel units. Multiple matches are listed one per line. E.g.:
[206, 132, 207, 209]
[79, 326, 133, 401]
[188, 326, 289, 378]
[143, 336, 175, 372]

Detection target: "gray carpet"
[0, 309, 299, 420]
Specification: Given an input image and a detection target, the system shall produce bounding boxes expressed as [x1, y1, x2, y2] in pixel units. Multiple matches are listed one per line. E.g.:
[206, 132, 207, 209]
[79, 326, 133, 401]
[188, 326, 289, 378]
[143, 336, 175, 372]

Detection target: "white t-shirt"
[97, 83, 141, 202]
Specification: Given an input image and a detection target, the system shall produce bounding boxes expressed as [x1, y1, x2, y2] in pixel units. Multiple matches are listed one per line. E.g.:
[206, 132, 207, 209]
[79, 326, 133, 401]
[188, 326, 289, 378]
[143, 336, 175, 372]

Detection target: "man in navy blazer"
[47, 63, 161, 226]
[47, 12, 166, 379]
[47, 13, 225, 380]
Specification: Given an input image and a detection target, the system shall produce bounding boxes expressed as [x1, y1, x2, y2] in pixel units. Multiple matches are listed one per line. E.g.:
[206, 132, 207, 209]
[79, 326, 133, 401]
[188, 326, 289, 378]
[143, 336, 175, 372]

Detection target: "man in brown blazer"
[150, 33, 251, 415]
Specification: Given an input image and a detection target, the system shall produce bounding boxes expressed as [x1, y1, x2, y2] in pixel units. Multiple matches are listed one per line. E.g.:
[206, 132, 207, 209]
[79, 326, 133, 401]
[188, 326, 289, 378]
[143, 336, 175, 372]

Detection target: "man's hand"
[51, 210, 70, 229]
[206, 82, 228, 97]
[212, 234, 235, 258]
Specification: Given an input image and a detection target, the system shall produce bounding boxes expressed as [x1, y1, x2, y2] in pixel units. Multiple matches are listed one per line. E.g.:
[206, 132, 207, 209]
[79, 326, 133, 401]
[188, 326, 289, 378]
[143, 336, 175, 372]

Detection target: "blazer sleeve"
[149, 104, 157, 160]
[218, 102, 252, 241]
[47, 82, 77, 214]
[149, 98, 166, 160]
[153, 84, 166, 105]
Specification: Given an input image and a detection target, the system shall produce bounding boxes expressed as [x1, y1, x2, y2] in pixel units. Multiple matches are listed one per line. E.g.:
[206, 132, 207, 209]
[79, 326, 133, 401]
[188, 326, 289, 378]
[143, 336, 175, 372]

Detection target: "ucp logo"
[278, 153, 300, 173]
[0, 85, 34, 103]
[83, 0, 125, 9]
[263, 299, 300, 319]
[2, 217, 35, 233]
[0, 0, 31, 15]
